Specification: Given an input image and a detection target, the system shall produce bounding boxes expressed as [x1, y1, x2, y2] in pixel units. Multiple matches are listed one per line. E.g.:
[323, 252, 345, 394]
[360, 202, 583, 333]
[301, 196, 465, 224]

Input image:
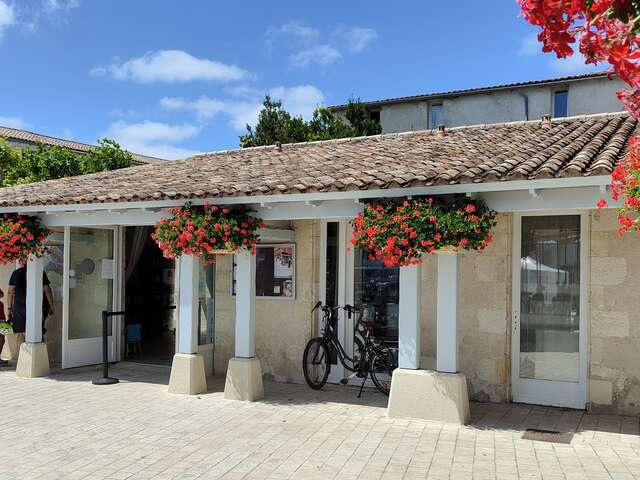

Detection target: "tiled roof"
[0, 126, 163, 165]
[330, 72, 614, 110]
[0, 113, 634, 208]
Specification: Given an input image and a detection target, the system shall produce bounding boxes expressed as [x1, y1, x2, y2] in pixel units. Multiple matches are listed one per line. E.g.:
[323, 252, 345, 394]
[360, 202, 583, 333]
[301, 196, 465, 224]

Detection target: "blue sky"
[0, 0, 601, 160]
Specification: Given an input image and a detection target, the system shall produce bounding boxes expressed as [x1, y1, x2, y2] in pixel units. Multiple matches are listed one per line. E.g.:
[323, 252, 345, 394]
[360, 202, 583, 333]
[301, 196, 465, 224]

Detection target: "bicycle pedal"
[339, 379, 349, 385]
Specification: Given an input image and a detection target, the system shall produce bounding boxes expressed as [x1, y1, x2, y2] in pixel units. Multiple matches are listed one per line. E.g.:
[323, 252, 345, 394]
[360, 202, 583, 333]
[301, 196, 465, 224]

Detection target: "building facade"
[0, 112, 636, 422]
[331, 72, 626, 134]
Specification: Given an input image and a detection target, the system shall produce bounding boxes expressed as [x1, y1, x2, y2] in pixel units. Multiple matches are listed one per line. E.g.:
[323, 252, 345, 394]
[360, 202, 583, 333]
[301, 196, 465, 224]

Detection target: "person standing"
[7, 262, 54, 353]
[0, 289, 9, 366]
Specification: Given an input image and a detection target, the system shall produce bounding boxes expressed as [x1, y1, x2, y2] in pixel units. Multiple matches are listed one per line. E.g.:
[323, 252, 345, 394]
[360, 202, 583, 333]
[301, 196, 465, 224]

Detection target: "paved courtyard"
[0, 363, 639, 480]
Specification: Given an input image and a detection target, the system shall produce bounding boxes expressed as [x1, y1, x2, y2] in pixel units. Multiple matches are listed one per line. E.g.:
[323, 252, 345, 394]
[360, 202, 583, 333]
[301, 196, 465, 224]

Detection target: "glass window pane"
[553, 90, 568, 118]
[68, 228, 114, 340]
[430, 104, 443, 129]
[520, 215, 580, 382]
[198, 262, 215, 345]
[354, 250, 399, 345]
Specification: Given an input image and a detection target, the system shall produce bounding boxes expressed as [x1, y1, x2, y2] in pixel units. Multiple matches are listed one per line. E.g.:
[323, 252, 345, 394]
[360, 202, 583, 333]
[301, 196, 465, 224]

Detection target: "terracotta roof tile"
[0, 113, 634, 209]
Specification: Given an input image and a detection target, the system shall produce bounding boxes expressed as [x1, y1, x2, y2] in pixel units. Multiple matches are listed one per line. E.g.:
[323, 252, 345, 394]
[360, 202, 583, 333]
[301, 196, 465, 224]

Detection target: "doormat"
[522, 428, 574, 444]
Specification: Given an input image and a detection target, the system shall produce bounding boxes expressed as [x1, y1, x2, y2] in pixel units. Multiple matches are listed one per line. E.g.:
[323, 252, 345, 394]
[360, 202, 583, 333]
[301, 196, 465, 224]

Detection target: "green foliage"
[239, 96, 381, 148]
[0, 137, 133, 186]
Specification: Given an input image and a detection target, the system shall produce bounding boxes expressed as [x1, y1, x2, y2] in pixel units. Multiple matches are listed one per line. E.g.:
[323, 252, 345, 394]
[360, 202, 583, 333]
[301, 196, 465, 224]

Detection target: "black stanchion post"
[92, 310, 120, 385]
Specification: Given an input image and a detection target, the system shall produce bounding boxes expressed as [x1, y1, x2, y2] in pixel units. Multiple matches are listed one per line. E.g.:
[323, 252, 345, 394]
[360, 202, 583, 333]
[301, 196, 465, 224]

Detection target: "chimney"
[437, 124, 446, 136]
[275, 141, 282, 151]
[541, 114, 552, 129]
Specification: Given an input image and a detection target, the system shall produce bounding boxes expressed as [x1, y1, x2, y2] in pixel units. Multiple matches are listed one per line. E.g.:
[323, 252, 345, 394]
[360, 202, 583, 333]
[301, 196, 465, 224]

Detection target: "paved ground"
[0, 363, 639, 480]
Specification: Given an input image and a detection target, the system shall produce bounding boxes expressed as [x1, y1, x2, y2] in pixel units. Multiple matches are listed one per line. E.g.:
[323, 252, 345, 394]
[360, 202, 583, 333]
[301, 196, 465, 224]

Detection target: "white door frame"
[62, 225, 121, 368]
[318, 219, 351, 383]
[511, 211, 589, 409]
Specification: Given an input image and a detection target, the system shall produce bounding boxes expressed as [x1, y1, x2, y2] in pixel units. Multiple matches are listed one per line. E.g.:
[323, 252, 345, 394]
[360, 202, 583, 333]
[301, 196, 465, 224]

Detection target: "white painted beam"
[177, 255, 199, 354]
[0, 176, 612, 214]
[398, 264, 421, 369]
[235, 251, 256, 358]
[436, 253, 458, 373]
[25, 256, 44, 344]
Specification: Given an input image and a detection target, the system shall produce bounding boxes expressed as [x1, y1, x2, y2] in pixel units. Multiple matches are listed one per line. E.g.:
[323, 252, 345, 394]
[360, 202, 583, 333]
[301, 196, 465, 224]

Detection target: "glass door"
[511, 214, 587, 408]
[62, 227, 118, 368]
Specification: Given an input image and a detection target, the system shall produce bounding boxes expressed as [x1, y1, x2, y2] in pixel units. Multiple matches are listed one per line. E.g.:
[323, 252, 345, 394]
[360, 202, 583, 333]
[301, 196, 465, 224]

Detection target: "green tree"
[0, 137, 133, 186]
[239, 96, 381, 148]
[344, 97, 382, 137]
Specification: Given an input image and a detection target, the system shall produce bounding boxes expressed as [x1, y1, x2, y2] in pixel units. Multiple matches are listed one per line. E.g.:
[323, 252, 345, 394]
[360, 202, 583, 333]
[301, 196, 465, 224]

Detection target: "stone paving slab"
[0, 362, 638, 479]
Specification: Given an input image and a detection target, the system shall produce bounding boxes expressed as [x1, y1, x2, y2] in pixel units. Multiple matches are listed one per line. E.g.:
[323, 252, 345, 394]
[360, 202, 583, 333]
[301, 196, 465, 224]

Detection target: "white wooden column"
[235, 251, 256, 358]
[177, 255, 199, 354]
[398, 263, 421, 369]
[436, 253, 458, 373]
[25, 256, 44, 344]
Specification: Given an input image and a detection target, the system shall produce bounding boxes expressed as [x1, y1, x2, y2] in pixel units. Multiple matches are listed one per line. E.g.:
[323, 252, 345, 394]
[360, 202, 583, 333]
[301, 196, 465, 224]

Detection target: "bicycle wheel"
[303, 338, 331, 390]
[370, 346, 398, 396]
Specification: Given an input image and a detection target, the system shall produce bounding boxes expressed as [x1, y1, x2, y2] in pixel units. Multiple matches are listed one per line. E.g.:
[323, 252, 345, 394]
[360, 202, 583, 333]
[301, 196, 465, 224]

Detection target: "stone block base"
[224, 357, 264, 401]
[388, 369, 470, 424]
[16, 342, 50, 378]
[168, 353, 207, 395]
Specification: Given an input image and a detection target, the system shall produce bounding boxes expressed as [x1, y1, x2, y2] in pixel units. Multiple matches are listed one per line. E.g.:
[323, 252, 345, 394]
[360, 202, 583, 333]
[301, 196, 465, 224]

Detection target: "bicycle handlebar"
[311, 302, 361, 317]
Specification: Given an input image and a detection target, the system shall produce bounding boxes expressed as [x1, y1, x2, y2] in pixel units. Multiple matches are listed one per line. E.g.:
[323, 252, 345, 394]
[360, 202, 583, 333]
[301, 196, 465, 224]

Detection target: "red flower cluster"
[152, 203, 263, 264]
[350, 198, 497, 268]
[0, 214, 48, 264]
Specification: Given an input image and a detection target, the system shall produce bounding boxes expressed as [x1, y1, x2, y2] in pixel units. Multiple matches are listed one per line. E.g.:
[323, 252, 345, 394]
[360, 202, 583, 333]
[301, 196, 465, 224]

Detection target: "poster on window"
[273, 246, 294, 279]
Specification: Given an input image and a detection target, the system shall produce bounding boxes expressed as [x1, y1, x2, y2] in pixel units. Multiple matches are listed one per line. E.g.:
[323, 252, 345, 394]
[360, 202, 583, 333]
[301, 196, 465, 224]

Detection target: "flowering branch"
[518, 0, 640, 233]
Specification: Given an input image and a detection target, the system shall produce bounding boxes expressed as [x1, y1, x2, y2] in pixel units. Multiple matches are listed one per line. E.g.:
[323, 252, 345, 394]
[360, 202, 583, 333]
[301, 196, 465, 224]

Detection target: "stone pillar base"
[388, 369, 470, 424]
[16, 342, 50, 378]
[168, 353, 207, 395]
[224, 357, 264, 401]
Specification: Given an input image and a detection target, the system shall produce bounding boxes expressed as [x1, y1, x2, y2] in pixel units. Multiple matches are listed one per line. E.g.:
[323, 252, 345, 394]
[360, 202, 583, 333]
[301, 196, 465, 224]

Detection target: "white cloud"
[337, 27, 378, 53]
[267, 21, 319, 45]
[43, 0, 80, 13]
[551, 53, 600, 74]
[289, 45, 342, 68]
[0, 1, 15, 39]
[0, 116, 29, 129]
[160, 85, 325, 131]
[268, 21, 376, 69]
[268, 85, 325, 119]
[518, 33, 540, 56]
[91, 50, 249, 84]
[105, 121, 201, 160]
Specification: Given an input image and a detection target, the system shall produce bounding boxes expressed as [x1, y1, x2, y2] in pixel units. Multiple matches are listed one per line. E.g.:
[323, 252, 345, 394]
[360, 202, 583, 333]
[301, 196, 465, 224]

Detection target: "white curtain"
[125, 226, 151, 283]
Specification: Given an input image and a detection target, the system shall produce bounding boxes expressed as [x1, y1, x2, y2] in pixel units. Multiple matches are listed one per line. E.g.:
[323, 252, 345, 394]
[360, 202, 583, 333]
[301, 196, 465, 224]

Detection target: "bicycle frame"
[319, 306, 370, 374]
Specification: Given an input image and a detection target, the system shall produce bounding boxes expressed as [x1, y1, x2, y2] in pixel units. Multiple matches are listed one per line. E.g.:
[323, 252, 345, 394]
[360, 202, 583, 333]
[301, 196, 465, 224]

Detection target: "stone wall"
[214, 220, 319, 384]
[419, 214, 512, 403]
[589, 209, 640, 414]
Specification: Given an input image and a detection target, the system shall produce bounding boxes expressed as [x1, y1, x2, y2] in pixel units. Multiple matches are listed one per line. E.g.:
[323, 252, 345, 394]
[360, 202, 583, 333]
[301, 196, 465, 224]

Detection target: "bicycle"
[302, 301, 398, 397]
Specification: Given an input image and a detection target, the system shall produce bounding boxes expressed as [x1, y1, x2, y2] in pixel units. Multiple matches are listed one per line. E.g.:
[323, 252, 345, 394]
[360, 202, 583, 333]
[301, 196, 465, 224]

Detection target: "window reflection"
[354, 250, 399, 345]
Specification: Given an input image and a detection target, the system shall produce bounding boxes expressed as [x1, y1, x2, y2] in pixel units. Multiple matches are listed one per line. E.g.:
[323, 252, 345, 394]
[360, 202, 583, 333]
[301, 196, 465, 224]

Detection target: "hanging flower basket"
[350, 197, 497, 268]
[0, 214, 49, 265]
[152, 202, 263, 265]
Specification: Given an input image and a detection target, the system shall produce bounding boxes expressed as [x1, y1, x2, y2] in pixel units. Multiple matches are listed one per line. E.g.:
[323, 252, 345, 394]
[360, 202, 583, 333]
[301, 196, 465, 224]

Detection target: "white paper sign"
[101, 259, 114, 280]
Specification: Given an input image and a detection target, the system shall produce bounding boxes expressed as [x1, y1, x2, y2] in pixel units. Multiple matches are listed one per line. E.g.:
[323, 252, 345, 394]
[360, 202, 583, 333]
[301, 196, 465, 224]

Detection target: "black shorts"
[11, 312, 25, 334]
